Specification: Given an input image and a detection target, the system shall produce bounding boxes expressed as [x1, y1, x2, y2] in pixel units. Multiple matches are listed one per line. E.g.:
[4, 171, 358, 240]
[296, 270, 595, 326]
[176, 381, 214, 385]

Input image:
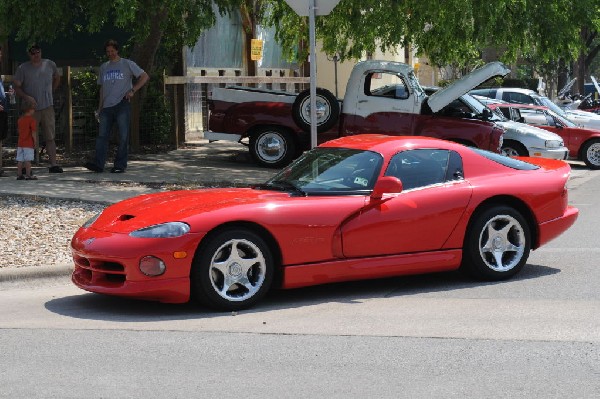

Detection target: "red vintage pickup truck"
[206, 61, 509, 167]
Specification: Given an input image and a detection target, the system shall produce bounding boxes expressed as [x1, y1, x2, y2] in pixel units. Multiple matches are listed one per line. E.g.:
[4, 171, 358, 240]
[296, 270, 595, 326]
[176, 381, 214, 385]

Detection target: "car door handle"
[358, 100, 368, 103]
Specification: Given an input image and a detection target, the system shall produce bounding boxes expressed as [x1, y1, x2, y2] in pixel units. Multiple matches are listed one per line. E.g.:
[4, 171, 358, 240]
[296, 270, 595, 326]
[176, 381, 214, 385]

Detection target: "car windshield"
[545, 108, 578, 127]
[407, 71, 424, 97]
[462, 94, 503, 121]
[262, 148, 383, 195]
[534, 95, 569, 119]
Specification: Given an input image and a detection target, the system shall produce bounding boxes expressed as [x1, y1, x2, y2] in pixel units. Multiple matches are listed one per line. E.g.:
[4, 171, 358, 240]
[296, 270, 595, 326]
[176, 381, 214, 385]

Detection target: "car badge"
[84, 238, 96, 246]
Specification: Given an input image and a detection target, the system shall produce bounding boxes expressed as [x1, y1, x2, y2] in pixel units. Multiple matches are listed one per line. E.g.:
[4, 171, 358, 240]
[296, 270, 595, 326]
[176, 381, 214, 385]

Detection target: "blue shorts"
[16, 147, 35, 162]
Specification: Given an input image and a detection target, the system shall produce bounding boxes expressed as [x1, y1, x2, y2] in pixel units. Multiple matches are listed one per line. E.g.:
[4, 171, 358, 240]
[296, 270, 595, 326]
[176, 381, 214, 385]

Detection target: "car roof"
[320, 134, 465, 157]
[490, 102, 548, 111]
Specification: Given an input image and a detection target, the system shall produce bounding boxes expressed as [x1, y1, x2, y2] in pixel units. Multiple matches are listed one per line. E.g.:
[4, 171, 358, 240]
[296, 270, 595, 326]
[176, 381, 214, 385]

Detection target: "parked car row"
[474, 94, 600, 169]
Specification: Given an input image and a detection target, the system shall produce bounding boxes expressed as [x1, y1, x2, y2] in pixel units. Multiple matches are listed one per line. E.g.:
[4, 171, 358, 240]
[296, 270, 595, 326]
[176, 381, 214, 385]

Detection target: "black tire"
[191, 229, 274, 311]
[249, 127, 297, 168]
[292, 88, 340, 133]
[501, 140, 528, 157]
[580, 139, 600, 169]
[461, 206, 530, 281]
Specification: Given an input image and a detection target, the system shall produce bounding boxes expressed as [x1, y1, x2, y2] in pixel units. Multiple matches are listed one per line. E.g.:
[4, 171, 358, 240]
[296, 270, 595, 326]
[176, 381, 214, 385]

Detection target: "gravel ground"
[0, 196, 106, 269]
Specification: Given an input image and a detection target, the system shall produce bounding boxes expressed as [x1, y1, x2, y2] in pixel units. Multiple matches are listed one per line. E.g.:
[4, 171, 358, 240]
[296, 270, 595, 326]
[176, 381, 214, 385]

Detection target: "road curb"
[0, 264, 73, 283]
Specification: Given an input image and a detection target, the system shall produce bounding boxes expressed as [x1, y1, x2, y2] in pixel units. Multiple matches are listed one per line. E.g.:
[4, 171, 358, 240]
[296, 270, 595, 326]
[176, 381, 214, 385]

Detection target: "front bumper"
[70, 227, 204, 304]
[527, 147, 569, 160]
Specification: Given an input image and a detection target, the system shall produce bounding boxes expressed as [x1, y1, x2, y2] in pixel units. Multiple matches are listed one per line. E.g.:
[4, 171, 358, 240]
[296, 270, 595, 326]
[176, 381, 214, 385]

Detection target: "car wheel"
[501, 140, 528, 157]
[292, 88, 340, 133]
[192, 229, 274, 311]
[250, 127, 296, 168]
[462, 206, 530, 281]
[581, 139, 600, 169]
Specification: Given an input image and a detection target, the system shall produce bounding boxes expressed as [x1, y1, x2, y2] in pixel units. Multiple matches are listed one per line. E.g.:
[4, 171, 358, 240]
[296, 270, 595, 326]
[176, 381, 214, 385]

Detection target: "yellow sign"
[251, 39, 263, 61]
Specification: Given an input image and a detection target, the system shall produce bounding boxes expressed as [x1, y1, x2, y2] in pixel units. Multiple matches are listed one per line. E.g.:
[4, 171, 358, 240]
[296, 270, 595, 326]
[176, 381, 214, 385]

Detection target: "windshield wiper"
[254, 180, 306, 196]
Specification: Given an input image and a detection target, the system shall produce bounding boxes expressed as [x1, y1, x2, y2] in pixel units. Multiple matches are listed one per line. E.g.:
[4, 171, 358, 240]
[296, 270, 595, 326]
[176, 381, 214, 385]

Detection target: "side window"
[503, 92, 533, 105]
[366, 72, 410, 99]
[385, 149, 461, 190]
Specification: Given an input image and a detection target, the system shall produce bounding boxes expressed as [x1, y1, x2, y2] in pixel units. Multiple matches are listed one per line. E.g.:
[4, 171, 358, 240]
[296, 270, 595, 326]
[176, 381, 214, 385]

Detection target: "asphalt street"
[0, 147, 598, 398]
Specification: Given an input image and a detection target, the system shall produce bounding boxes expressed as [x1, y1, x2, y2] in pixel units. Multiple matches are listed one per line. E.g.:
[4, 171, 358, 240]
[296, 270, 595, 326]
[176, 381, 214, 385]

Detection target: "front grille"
[73, 255, 127, 287]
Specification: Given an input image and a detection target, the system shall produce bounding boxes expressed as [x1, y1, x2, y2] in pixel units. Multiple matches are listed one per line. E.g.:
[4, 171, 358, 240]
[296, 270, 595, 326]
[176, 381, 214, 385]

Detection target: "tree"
[264, 0, 600, 95]
[0, 1, 238, 74]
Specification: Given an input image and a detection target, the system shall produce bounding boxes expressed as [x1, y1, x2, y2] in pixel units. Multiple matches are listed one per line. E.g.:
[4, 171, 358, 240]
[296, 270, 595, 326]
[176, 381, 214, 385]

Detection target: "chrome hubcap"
[300, 96, 331, 124]
[209, 238, 266, 302]
[257, 132, 285, 162]
[478, 214, 525, 272]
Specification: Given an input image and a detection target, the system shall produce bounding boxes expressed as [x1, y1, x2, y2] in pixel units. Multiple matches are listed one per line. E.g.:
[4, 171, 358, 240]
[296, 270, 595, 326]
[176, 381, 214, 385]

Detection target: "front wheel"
[461, 206, 530, 281]
[191, 229, 274, 311]
[501, 140, 528, 157]
[581, 139, 600, 169]
[249, 127, 296, 168]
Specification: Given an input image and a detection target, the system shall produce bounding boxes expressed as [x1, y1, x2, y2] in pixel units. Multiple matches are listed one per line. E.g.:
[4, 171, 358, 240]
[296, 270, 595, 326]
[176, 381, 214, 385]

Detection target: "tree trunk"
[240, 2, 258, 77]
[128, 7, 168, 150]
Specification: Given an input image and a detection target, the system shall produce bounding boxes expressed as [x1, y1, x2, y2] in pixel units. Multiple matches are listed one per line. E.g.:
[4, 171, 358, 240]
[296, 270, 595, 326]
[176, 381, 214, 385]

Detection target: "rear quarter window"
[470, 148, 539, 170]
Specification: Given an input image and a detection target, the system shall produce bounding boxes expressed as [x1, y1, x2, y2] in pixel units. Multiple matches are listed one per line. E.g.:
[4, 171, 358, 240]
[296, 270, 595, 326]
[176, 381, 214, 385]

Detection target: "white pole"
[309, 0, 317, 148]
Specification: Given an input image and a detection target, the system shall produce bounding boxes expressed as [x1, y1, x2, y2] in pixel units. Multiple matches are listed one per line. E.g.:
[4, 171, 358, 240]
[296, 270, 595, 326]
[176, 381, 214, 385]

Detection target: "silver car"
[472, 95, 568, 159]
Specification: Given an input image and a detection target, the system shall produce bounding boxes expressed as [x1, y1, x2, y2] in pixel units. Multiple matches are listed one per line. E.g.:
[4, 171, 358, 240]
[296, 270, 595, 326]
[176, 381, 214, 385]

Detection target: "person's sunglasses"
[29, 50, 40, 55]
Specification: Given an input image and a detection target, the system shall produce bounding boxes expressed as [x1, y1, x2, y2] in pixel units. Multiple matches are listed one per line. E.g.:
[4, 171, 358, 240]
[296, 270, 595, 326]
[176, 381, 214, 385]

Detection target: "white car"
[473, 95, 568, 159]
[470, 87, 600, 130]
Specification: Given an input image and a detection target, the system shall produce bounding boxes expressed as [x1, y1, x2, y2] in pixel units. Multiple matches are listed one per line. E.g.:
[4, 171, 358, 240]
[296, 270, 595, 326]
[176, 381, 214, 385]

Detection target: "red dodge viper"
[71, 135, 578, 310]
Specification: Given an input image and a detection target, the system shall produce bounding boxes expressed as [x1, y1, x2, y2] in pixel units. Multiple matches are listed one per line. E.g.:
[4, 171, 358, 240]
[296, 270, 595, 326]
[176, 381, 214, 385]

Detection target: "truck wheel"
[250, 127, 297, 168]
[581, 139, 600, 169]
[501, 140, 528, 157]
[292, 88, 339, 133]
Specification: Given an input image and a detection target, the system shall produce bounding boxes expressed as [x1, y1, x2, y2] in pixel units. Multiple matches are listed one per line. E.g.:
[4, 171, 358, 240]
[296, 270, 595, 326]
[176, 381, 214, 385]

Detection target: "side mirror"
[370, 176, 403, 200]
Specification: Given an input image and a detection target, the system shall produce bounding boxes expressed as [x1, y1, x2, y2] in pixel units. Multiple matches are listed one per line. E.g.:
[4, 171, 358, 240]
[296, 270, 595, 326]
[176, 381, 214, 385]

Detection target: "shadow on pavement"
[44, 263, 559, 322]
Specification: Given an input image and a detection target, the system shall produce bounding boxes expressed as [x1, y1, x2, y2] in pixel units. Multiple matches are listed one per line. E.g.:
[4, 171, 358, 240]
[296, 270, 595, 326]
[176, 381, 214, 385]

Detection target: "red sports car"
[71, 135, 579, 310]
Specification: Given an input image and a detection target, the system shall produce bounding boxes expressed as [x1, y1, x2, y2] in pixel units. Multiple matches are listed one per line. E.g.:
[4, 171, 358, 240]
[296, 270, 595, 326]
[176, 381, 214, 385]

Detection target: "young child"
[16, 101, 38, 180]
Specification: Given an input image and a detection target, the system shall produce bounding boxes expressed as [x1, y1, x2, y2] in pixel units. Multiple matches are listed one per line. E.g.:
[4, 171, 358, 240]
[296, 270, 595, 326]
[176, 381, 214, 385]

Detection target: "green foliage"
[140, 72, 172, 145]
[72, 69, 100, 100]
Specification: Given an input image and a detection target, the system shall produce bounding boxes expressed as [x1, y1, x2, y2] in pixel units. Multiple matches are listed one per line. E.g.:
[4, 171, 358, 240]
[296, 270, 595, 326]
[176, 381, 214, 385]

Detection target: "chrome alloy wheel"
[501, 146, 521, 157]
[478, 214, 526, 272]
[209, 238, 267, 302]
[585, 141, 600, 166]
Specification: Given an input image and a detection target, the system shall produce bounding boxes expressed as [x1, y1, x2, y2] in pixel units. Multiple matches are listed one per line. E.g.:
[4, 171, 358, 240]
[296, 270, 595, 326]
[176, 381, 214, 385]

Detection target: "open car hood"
[428, 62, 511, 113]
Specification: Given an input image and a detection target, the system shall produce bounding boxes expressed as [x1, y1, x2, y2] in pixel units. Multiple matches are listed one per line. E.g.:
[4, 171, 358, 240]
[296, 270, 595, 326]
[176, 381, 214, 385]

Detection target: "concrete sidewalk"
[0, 140, 279, 204]
[0, 140, 280, 282]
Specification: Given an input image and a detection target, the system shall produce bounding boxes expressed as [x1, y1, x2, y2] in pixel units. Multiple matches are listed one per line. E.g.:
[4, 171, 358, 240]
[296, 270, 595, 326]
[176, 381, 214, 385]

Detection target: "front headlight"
[545, 140, 564, 149]
[82, 212, 102, 228]
[129, 222, 190, 238]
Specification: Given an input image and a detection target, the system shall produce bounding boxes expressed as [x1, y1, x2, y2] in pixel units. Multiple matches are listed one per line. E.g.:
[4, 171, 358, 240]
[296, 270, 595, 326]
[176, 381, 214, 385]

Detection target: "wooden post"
[64, 66, 73, 153]
[130, 94, 140, 151]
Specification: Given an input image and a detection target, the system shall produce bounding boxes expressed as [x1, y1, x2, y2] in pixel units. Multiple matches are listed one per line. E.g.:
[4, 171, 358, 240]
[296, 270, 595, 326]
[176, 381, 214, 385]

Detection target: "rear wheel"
[191, 229, 274, 311]
[249, 127, 296, 168]
[462, 206, 530, 281]
[501, 140, 528, 157]
[581, 139, 600, 169]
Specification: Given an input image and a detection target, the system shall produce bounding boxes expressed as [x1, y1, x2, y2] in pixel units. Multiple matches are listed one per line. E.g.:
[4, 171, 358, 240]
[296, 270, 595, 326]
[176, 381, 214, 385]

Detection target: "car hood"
[497, 120, 564, 141]
[428, 62, 511, 113]
[88, 188, 292, 234]
[565, 110, 600, 130]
